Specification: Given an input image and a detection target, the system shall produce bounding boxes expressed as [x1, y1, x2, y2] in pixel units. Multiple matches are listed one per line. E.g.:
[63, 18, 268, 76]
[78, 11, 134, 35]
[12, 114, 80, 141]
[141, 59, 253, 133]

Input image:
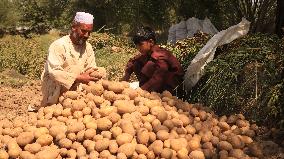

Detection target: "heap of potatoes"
[0, 80, 262, 159]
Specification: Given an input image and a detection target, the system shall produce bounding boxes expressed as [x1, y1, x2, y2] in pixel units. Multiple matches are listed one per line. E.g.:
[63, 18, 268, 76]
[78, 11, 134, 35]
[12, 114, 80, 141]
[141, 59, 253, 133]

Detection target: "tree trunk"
[276, 0, 284, 38]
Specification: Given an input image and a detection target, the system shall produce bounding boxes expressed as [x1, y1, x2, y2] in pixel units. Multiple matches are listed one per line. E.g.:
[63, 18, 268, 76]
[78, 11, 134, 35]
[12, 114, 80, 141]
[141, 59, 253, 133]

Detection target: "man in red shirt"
[121, 27, 184, 93]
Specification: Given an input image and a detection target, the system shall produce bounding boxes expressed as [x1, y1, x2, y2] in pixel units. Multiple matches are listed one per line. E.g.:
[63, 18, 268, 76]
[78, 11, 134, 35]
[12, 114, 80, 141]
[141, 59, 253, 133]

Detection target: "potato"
[122, 88, 138, 100]
[244, 129, 256, 138]
[16, 132, 34, 146]
[136, 106, 150, 116]
[188, 139, 201, 151]
[184, 125, 196, 135]
[136, 128, 150, 145]
[117, 143, 136, 157]
[218, 122, 231, 131]
[146, 151, 156, 159]
[228, 135, 245, 149]
[67, 121, 85, 133]
[24, 143, 41, 154]
[120, 120, 135, 136]
[219, 150, 229, 159]
[58, 138, 72, 149]
[99, 106, 117, 117]
[86, 141, 96, 153]
[143, 122, 153, 132]
[142, 114, 156, 123]
[136, 144, 149, 154]
[109, 140, 119, 154]
[161, 148, 173, 159]
[77, 130, 86, 142]
[236, 119, 249, 128]
[211, 136, 219, 146]
[93, 134, 104, 142]
[63, 91, 79, 100]
[73, 111, 83, 119]
[110, 127, 122, 138]
[156, 130, 169, 141]
[0, 150, 9, 159]
[229, 149, 245, 158]
[19, 151, 36, 159]
[227, 115, 238, 124]
[201, 131, 213, 143]
[84, 128, 96, 140]
[76, 146, 87, 158]
[97, 117, 112, 131]
[177, 148, 189, 159]
[49, 125, 67, 138]
[36, 119, 51, 128]
[35, 148, 59, 159]
[55, 133, 66, 141]
[178, 114, 192, 126]
[95, 138, 110, 152]
[87, 82, 104, 96]
[61, 108, 72, 117]
[116, 133, 133, 146]
[99, 150, 111, 158]
[72, 99, 87, 112]
[239, 135, 253, 144]
[71, 141, 81, 150]
[62, 98, 73, 108]
[36, 134, 53, 146]
[114, 100, 136, 114]
[189, 150, 205, 159]
[8, 140, 22, 158]
[67, 149, 76, 158]
[149, 140, 163, 155]
[107, 82, 124, 93]
[218, 141, 233, 151]
[117, 152, 127, 159]
[101, 131, 112, 139]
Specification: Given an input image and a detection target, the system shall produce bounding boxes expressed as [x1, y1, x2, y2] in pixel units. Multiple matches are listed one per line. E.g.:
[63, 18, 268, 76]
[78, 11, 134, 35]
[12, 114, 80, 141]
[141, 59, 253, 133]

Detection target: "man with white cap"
[38, 12, 106, 108]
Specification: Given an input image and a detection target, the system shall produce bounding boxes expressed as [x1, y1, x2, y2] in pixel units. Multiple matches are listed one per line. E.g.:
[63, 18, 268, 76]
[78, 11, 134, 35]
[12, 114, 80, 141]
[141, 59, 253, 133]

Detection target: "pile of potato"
[0, 80, 262, 159]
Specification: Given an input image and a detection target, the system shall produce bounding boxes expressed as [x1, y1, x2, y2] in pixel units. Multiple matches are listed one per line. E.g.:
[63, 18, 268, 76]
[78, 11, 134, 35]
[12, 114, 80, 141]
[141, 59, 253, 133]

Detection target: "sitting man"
[40, 12, 106, 107]
[121, 26, 184, 93]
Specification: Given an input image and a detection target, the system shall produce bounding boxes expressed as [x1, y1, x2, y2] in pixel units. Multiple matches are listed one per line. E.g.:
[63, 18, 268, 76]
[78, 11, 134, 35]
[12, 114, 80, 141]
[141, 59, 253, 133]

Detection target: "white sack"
[184, 18, 251, 91]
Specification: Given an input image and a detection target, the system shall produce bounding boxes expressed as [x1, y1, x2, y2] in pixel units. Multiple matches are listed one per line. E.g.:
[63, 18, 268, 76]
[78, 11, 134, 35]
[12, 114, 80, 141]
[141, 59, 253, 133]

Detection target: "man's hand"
[76, 69, 99, 84]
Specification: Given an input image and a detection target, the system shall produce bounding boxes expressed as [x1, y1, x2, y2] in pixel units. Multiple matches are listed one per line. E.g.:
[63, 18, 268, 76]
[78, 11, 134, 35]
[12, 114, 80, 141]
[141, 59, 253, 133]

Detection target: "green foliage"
[88, 32, 133, 50]
[16, 0, 73, 31]
[187, 34, 284, 126]
[0, 0, 22, 28]
[0, 34, 57, 78]
[162, 32, 211, 70]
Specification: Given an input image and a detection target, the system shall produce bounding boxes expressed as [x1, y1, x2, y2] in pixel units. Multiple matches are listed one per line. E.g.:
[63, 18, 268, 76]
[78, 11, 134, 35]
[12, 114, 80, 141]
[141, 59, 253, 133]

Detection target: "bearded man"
[40, 12, 106, 108]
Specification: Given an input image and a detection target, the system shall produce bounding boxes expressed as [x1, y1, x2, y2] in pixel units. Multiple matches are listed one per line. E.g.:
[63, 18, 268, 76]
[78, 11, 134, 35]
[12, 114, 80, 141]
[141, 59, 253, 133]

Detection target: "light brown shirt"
[41, 35, 96, 106]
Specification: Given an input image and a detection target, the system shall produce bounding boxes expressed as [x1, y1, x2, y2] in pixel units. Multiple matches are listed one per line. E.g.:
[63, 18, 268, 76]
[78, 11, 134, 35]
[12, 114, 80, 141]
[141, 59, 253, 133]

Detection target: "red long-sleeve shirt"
[124, 45, 184, 93]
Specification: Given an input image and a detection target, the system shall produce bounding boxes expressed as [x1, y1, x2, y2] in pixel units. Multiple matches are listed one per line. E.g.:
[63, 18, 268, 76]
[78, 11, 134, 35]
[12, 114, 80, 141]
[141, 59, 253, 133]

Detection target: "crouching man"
[40, 12, 106, 108]
[121, 27, 184, 93]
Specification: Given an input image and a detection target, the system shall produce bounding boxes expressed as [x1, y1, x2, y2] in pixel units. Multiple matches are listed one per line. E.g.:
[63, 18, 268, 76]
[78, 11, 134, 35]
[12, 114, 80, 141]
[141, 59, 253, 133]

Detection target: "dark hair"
[132, 26, 156, 45]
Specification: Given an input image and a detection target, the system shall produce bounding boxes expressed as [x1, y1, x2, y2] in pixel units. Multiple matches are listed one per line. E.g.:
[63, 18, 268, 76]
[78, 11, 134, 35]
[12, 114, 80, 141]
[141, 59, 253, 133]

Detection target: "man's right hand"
[76, 70, 99, 84]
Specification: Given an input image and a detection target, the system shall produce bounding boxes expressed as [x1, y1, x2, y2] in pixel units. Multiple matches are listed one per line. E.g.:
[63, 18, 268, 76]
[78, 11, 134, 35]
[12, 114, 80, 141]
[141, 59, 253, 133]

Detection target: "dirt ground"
[0, 80, 42, 121]
[0, 71, 284, 158]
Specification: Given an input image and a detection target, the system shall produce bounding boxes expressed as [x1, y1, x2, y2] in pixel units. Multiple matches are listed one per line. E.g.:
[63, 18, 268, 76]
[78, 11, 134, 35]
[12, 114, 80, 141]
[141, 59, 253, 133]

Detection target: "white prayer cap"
[74, 12, 94, 24]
